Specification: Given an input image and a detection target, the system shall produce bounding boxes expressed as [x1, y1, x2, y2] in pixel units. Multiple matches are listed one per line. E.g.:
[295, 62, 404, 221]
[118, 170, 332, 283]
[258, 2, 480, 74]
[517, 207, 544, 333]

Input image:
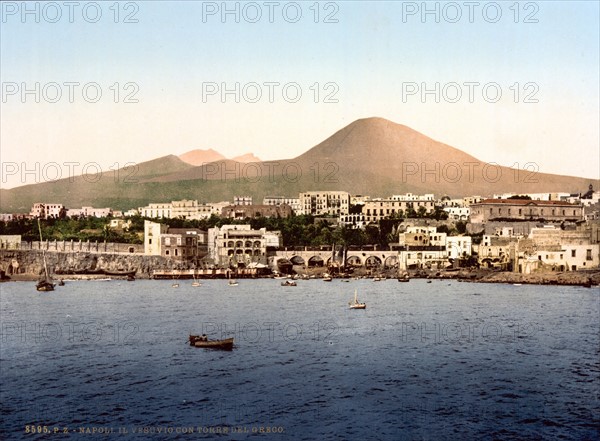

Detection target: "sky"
[1, 1, 599, 189]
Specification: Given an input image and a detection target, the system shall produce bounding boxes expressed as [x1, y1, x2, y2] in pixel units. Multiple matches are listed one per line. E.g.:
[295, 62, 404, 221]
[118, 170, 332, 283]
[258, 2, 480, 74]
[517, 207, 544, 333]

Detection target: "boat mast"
[37, 218, 50, 281]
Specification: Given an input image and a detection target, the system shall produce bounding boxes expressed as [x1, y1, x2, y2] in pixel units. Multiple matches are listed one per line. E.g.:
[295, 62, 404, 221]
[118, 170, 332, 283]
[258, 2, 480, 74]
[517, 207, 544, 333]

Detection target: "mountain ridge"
[0, 117, 597, 212]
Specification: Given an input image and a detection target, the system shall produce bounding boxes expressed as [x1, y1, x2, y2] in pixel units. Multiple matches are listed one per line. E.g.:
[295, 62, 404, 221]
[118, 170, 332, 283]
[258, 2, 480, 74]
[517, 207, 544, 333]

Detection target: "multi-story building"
[161, 228, 208, 261]
[66, 206, 112, 218]
[221, 204, 293, 219]
[516, 226, 599, 273]
[263, 196, 301, 213]
[493, 192, 570, 201]
[299, 191, 350, 216]
[139, 200, 214, 220]
[233, 196, 253, 206]
[363, 197, 435, 223]
[139, 203, 172, 219]
[144, 220, 169, 255]
[143, 220, 207, 261]
[339, 214, 367, 229]
[443, 207, 470, 221]
[470, 199, 583, 224]
[30, 203, 65, 219]
[447, 236, 472, 259]
[207, 224, 280, 267]
[391, 193, 435, 202]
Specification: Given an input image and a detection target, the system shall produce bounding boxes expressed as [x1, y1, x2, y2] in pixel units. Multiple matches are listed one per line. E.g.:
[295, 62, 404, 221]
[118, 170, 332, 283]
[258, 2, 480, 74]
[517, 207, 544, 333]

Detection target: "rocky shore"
[407, 268, 600, 287]
[1, 250, 599, 287]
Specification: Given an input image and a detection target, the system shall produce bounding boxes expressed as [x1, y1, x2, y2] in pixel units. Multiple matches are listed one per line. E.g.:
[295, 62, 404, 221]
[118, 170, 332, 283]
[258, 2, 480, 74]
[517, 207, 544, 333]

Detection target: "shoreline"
[3, 269, 599, 287]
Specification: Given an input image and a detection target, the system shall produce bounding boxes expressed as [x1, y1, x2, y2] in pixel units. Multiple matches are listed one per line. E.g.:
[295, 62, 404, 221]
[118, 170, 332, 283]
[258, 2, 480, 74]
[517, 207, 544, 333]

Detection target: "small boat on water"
[373, 277, 381, 282]
[349, 289, 366, 309]
[127, 274, 135, 282]
[281, 280, 297, 286]
[192, 281, 201, 287]
[189, 334, 234, 350]
[172, 282, 180, 288]
[36, 219, 55, 292]
[323, 275, 333, 282]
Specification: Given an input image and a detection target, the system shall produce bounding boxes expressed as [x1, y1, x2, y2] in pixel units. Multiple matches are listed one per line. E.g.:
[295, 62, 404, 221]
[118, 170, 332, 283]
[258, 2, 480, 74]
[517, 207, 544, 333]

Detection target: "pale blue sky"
[1, 1, 598, 188]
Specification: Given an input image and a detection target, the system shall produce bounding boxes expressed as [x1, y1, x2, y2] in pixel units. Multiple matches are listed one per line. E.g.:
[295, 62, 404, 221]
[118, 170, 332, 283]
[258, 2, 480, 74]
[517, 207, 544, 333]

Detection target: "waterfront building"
[515, 225, 600, 273]
[207, 224, 280, 267]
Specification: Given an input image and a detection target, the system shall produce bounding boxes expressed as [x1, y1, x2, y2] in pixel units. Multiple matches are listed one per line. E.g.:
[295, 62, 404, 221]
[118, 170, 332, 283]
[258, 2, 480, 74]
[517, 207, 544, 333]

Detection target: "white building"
[391, 193, 435, 202]
[263, 196, 301, 213]
[299, 191, 350, 216]
[207, 224, 280, 267]
[234, 196, 253, 205]
[139, 203, 172, 219]
[443, 207, 470, 221]
[492, 192, 570, 201]
[67, 206, 112, 218]
[446, 236, 472, 259]
[144, 220, 169, 255]
[30, 203, 64, 219]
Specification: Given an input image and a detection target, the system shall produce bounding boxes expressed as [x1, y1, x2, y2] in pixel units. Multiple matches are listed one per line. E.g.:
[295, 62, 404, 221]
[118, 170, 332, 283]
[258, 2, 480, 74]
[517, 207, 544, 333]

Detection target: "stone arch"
[308, 255, 324, 267]
[290, 255, 305, 265]
[346, 255, 362, 267]
[365, 256, 382, 269]
[384, 255, 398, 268]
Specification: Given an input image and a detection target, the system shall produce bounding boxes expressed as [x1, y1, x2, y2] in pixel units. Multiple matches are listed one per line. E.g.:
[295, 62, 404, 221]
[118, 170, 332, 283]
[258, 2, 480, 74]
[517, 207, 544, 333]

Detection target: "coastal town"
[1, 185, 599, 286]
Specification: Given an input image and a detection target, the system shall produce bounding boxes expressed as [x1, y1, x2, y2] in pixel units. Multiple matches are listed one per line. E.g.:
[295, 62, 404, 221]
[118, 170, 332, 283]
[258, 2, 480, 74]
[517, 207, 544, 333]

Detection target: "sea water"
[1, 279, 598, 440]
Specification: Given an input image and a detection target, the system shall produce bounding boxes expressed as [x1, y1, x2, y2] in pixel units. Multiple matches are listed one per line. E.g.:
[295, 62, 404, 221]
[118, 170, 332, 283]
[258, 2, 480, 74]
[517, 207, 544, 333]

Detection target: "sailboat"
[348, 289, 366, 309]
[36, 219, 55, 292]
[228, 270, 238, 287]
[171, 259, 179, 288]
[191, 269, 201, 287]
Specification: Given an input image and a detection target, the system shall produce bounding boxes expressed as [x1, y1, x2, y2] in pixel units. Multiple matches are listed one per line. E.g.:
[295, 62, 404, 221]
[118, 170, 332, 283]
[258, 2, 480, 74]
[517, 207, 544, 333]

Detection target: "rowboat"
[281, 280, 297, 286]
[189, 335, 234, 350]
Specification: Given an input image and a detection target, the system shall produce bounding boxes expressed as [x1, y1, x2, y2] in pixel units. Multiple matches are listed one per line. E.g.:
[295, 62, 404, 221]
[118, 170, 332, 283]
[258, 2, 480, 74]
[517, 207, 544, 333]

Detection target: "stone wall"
[16, 241, 144, 254]
[0, 250, 187, 279]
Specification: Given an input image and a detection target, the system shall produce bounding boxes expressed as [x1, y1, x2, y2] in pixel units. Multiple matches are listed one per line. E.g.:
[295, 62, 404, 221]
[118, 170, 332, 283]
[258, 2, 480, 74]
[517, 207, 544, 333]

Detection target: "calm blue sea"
[1, 279, 598, 440]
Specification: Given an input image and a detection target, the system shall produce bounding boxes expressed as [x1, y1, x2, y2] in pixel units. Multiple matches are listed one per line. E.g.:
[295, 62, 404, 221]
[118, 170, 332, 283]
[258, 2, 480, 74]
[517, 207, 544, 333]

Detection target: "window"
[165, 237, 171, 246]
[586, 249, 592, 261]
[148, 238, 152, 245]
[571, 250, 576, 257]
